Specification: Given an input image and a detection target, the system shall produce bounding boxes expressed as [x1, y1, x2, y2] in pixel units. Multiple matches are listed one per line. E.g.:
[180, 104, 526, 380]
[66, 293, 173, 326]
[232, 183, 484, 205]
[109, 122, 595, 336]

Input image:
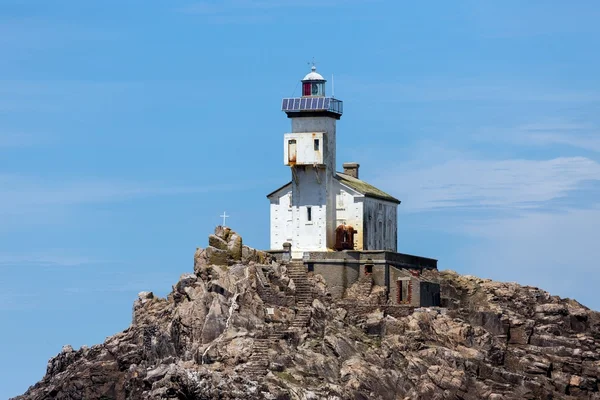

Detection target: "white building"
[268, 67, 400, 258]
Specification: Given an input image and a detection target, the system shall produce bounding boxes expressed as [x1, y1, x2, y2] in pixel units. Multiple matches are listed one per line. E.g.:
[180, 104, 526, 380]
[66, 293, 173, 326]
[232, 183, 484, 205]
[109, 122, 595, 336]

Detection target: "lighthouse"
[268, 66, 399, 258]
[266, 66, 440, 308]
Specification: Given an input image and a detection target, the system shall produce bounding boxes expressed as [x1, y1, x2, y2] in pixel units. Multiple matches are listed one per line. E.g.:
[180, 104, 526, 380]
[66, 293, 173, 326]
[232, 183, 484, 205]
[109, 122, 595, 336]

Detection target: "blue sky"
[2, 0, 600, 397]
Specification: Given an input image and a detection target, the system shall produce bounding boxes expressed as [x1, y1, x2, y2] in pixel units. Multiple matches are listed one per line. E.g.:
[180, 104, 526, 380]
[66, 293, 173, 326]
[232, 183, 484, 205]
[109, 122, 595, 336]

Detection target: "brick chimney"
[343, 162, 360, 179]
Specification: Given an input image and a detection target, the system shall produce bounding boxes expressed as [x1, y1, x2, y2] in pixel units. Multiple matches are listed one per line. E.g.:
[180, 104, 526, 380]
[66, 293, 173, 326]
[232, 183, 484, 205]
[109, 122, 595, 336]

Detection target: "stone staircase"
[246, 260, 315, 378]
[291, 308, 312, 328]
[245, 338, 270, 376]
[356, 274, 373, 298]
[287, 260, 312, 307]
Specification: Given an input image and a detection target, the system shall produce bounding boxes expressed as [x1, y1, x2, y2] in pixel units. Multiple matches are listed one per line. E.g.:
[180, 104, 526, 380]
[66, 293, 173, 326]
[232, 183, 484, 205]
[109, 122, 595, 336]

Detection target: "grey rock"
[12, 231, 600, 400]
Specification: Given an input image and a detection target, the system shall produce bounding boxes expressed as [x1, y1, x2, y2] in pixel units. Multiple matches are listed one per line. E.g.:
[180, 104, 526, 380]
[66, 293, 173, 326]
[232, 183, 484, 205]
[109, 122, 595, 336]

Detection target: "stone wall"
[266, 249, 440, 307]
[358, 263, 386, 287]
[312, 263, 359, 299]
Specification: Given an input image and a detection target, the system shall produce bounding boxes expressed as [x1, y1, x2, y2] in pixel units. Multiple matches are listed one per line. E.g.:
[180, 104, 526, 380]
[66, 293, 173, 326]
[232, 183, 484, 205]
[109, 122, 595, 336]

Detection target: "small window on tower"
[314, 139, 319, 151]
[307, 207, 312, 222]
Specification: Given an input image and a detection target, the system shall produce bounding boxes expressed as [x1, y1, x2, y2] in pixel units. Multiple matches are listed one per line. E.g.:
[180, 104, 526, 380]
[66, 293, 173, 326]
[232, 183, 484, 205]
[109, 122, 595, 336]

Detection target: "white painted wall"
[271, 113, 398, 254]
[291, 117, 336, 173]
[283, 132, 325, 166]
[290, 116, 338, 252]
[290, 166, 328, 256]
[269, 188, 292, 250]
[270, 184, 398, 253]
[334, 182, 364, 250]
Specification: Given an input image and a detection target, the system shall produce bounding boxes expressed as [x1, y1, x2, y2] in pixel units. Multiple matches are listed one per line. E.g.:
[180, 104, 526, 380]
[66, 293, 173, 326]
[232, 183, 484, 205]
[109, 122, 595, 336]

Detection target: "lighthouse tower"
[278, 66, 343, 256]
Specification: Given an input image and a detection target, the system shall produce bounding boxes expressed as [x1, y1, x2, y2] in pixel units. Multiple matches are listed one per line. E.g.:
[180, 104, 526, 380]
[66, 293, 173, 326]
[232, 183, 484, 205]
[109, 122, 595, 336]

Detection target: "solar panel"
[281, 97, 343, 114]
[301, 98, 308, 110]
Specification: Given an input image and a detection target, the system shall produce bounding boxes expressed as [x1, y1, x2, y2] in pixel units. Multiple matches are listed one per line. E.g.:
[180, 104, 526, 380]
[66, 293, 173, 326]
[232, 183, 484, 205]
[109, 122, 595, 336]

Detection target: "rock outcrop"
[13, 228, 600, 400]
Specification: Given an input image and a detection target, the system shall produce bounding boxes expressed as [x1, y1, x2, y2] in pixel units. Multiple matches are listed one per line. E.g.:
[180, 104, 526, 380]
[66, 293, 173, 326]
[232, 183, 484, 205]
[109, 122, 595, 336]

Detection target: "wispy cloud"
[368, 132, 600, 309]
[375, 156, 600, 212]
[517, 122, 600, 153]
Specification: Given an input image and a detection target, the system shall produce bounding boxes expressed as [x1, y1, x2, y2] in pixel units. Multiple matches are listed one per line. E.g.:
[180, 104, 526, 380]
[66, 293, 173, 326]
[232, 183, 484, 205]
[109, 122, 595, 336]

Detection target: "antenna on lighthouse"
[332, 73, 335, 98]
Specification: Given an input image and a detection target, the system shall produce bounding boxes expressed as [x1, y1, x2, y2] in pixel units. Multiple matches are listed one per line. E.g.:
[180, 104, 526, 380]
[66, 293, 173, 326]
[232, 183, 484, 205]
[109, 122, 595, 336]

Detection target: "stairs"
[287, 260, 312, 307]
[245, 260, 317, 378]
[246, 339, 270, 376]
[291, 308, 312, 328]
[356, 274, 373, 298]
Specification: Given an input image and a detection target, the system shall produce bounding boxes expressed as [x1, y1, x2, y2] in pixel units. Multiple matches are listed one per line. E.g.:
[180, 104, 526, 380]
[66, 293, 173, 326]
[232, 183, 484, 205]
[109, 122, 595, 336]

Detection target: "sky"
[2, 0, 600, 397]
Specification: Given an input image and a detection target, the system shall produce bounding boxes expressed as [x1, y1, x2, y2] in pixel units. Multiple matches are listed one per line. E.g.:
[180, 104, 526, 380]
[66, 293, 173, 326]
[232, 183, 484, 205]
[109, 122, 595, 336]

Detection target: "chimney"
[343, 162, 360, 179]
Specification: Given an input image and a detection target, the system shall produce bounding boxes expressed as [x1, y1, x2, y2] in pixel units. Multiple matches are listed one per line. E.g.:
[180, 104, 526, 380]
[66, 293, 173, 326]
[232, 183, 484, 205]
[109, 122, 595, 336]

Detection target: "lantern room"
[301, 66, 326, 97]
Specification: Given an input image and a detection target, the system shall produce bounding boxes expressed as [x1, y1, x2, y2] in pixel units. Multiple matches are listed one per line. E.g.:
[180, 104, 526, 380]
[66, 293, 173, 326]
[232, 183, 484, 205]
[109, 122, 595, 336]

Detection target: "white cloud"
[375, 156, 600, 212]
[516, 122, 600, 153]
[370, 144, 600, 309]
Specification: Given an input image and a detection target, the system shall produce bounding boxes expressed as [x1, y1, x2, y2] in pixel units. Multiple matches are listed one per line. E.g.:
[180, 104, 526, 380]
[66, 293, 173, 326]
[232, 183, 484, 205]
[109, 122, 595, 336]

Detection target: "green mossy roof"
[266, 173, 401, 204]
[336, 172, 401, 204]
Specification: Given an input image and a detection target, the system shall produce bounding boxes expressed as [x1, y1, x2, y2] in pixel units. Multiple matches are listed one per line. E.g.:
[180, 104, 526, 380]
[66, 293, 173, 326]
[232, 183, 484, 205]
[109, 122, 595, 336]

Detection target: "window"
[302, 83, 311, 96]
[307, 207, 312, 222]
[311, 83, 319, 95]
[314, 139, 319, 151]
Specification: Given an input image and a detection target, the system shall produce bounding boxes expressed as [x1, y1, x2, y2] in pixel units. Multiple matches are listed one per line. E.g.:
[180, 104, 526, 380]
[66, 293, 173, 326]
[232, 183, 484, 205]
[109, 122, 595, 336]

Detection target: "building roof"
[336, 172, 401, 204]
[266, 172, 401, 204]
[266, 181, 292, 199]
[302, 66, 325, 82]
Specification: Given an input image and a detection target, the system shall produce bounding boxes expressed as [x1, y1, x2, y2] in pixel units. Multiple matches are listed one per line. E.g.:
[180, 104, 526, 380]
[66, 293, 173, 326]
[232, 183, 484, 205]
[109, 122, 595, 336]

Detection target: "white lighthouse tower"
[273, 66, 343, 257]
[268, 66, 400, 258]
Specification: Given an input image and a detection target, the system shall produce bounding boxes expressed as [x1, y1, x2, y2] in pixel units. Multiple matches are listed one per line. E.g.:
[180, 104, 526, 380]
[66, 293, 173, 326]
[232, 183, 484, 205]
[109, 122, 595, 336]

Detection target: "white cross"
[220, 211, 230, 226]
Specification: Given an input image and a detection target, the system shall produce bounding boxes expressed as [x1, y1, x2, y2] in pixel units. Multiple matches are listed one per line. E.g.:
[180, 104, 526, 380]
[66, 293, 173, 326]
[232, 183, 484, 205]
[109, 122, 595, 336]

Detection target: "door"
[288, 139, 297, 164]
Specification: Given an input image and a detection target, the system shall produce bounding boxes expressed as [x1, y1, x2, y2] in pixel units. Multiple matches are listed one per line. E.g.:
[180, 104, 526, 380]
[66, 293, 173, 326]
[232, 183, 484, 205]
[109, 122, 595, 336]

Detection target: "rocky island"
[13, 227, 600, 400]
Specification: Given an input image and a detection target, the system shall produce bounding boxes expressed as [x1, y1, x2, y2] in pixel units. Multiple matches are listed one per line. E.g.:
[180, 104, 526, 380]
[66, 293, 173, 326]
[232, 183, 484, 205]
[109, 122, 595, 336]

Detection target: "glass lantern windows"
[301, 81, 325, 97]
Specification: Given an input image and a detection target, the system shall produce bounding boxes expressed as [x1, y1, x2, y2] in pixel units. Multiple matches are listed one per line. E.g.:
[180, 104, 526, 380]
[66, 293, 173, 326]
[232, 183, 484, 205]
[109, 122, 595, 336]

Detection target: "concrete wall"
[312, 263, 359, 299]
[363, 197, 398, 252]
